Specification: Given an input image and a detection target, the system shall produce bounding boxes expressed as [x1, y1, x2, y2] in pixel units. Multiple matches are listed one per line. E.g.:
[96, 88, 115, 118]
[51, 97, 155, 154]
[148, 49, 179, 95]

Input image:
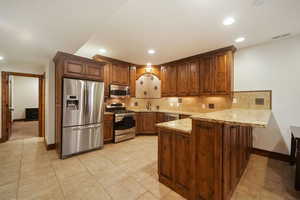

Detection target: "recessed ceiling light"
[235, 37, 245, 43]
[0, 56, 4, 60]
[148, 49, 155, 54]
[223, 17, 235, 26]
[98, 48, 107, 53]
[147, 62, 152, 66]
[253, 0, 265, 7]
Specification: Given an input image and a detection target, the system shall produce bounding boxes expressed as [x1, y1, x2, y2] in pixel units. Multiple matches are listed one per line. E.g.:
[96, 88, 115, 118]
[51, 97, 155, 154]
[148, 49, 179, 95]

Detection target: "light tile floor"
[0, 136, 299, 200]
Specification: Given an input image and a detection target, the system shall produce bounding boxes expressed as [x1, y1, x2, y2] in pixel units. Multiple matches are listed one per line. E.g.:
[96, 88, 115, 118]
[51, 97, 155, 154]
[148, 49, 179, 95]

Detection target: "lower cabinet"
[191, 121, 253, 200]
[136, 112, 157, 134]
[158, 129, 191, 198]
[104, 114, 113, 143]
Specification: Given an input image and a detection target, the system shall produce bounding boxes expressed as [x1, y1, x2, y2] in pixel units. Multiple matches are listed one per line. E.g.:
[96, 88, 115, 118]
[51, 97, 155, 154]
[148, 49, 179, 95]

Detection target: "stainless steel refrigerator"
[62, 78, 104, 158]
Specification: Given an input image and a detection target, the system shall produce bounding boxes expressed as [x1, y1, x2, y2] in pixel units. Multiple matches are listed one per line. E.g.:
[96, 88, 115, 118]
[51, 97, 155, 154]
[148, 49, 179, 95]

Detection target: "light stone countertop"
[127, 108, 204, 116]
[104, 112, 114, 115]
[155, 109, 271, 133]
[191, 109, 271, 128]
[156, 118, 192, 134]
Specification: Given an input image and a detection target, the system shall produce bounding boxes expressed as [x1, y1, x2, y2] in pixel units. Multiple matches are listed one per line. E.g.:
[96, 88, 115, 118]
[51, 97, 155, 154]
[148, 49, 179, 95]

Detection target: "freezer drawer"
[62, 123, 103, 158]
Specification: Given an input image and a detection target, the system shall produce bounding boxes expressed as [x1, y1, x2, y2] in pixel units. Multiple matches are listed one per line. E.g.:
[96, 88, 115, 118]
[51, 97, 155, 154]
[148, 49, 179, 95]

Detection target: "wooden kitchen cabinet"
[214, 52, 231, 94]
[161, 65, 177, 97]
[190, 121, 252, 200]
[199, 51, 233, 95]
[199, 56, 214, 95]
[188, 60, 200, 96]
[63, 58, 104, 81]
[103, 63, 111, 97]
[111, 63, 129, 85]
[104, 114, 114, 143]
[158, 129, 191, 198]
[176, 63, 189, 96]
[64, 59, 85, 77]
[129, 66, 136, 97]
[136, 112, 157, 134]
[157, 112, 166, 123]
[161, 46, 235, 97]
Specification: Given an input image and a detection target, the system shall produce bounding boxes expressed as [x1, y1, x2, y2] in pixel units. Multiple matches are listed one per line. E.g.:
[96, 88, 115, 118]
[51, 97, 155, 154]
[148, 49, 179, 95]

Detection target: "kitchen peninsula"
[156, 109, 271, 200]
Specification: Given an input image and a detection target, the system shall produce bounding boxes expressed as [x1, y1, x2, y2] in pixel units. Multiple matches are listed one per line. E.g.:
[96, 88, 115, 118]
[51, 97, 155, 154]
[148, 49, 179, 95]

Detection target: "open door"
[1, 72, 12, 142]
[1, 72, 45, 143]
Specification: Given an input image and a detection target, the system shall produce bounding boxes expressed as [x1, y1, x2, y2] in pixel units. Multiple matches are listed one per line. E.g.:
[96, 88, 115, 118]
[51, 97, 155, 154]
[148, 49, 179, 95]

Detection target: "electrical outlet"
[232, 97, 237, 104]
[202, 104, 206, 109]
[208, 104, 215, 109]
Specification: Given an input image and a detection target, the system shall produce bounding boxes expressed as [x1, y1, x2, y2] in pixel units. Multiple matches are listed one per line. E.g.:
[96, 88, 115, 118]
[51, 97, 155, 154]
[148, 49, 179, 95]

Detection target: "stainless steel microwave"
[109, 84, 130, 98]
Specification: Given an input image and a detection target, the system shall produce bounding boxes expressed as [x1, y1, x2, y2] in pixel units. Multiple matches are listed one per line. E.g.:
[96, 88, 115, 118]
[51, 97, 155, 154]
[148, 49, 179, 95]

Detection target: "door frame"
[1, 71, 45, 142]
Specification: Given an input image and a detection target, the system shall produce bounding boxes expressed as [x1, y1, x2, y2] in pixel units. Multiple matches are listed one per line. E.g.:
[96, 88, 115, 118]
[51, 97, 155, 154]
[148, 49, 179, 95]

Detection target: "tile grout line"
[16, 139, 24, 200]
[49, 155, 67, 199]
[77, 156, 114, 200]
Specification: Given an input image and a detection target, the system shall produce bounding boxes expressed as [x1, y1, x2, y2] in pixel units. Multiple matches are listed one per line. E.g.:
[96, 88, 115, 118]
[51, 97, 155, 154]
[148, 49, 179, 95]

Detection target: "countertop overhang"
[190, 109, 271, 128]
[156, 109, 271, 133]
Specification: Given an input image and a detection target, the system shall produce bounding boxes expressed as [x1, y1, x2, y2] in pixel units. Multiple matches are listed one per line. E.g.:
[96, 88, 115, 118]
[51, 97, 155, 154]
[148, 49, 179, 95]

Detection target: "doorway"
[1, 72, 45, 142]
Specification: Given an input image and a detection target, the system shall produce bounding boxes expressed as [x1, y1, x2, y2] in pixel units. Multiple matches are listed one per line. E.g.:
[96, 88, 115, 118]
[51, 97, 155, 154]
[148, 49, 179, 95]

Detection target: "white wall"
[12, 76, 39, 120]
[45, 61, 55, 145]
[0, 64, 45, 139]
[235, 35, 300, 154]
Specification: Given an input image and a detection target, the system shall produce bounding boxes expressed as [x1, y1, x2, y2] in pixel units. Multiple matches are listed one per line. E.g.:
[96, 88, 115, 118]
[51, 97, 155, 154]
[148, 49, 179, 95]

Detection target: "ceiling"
[1, 0, 300, 67]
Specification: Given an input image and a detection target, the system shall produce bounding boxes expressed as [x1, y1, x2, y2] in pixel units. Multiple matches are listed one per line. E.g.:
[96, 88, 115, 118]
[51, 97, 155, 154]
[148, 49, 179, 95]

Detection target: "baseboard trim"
[45, 143, 56, 150]
[13, 118, 26, 122]
[252, 148, 290, 163]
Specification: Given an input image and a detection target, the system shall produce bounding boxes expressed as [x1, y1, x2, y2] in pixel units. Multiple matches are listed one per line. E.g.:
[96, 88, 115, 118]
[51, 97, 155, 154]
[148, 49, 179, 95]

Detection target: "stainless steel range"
[106, 103, 136, 143]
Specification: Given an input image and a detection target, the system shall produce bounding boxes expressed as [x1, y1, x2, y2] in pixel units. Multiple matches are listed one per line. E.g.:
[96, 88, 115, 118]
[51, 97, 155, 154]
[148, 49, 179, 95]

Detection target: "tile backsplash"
[125, 96, 232, 113]
[232, 90, 271, 110]
[107, 90, 272, 113]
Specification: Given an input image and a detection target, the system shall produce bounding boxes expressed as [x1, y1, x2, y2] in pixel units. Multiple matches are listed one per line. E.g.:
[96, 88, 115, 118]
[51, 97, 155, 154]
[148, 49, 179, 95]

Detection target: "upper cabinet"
[199, 50, 233, 95]
[161, 47, 235, 97]
[111, 63, 129, 85]
[199, 56, 214, 95]
[93, 55, 132, 97]
[55, 52, 105, 81]
[188, 60, 200, 96]
[129, 66, 136, 97]
[177, 63, 189, 96]
[161, 64, 177, 97]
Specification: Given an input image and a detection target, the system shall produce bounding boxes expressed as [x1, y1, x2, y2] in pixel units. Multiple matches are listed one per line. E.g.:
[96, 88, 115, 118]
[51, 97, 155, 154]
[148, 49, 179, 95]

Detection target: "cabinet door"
[176, 63, 189, 96]
[173, 133, 191, 196]
[157, 113, 166, 123]
[104, 63, 111, 97]
[64, 60, 85, 77]
[129, 66, 136, 97]
[192, 121, 223, 200]
[135, 113, 142, 133]
[168, 65, 177, 96]
[142, 113, 157, 133]
[111, 63, 121, 84]
[199, 56, 214, 95]
[214, 53, 230, 94]
[158, 131, 173, 182]
[230, 126, 239, 189]
[161, 66, 169, 97]
[188, 61, 200, 96]
[85, 63, 104, 81]
[223, 126, 231, 200]
[121, 65, 129, 85]
[104, 115, 113, 142]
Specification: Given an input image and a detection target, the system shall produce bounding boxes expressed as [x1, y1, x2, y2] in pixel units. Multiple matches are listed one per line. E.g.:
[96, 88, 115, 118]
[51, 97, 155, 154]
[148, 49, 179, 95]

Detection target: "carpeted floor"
[10, 121, 39, 141]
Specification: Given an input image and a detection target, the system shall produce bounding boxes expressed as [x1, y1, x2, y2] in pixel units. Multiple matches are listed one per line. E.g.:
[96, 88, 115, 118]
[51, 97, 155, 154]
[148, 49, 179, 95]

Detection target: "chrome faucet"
[146, 101, 152, 111]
